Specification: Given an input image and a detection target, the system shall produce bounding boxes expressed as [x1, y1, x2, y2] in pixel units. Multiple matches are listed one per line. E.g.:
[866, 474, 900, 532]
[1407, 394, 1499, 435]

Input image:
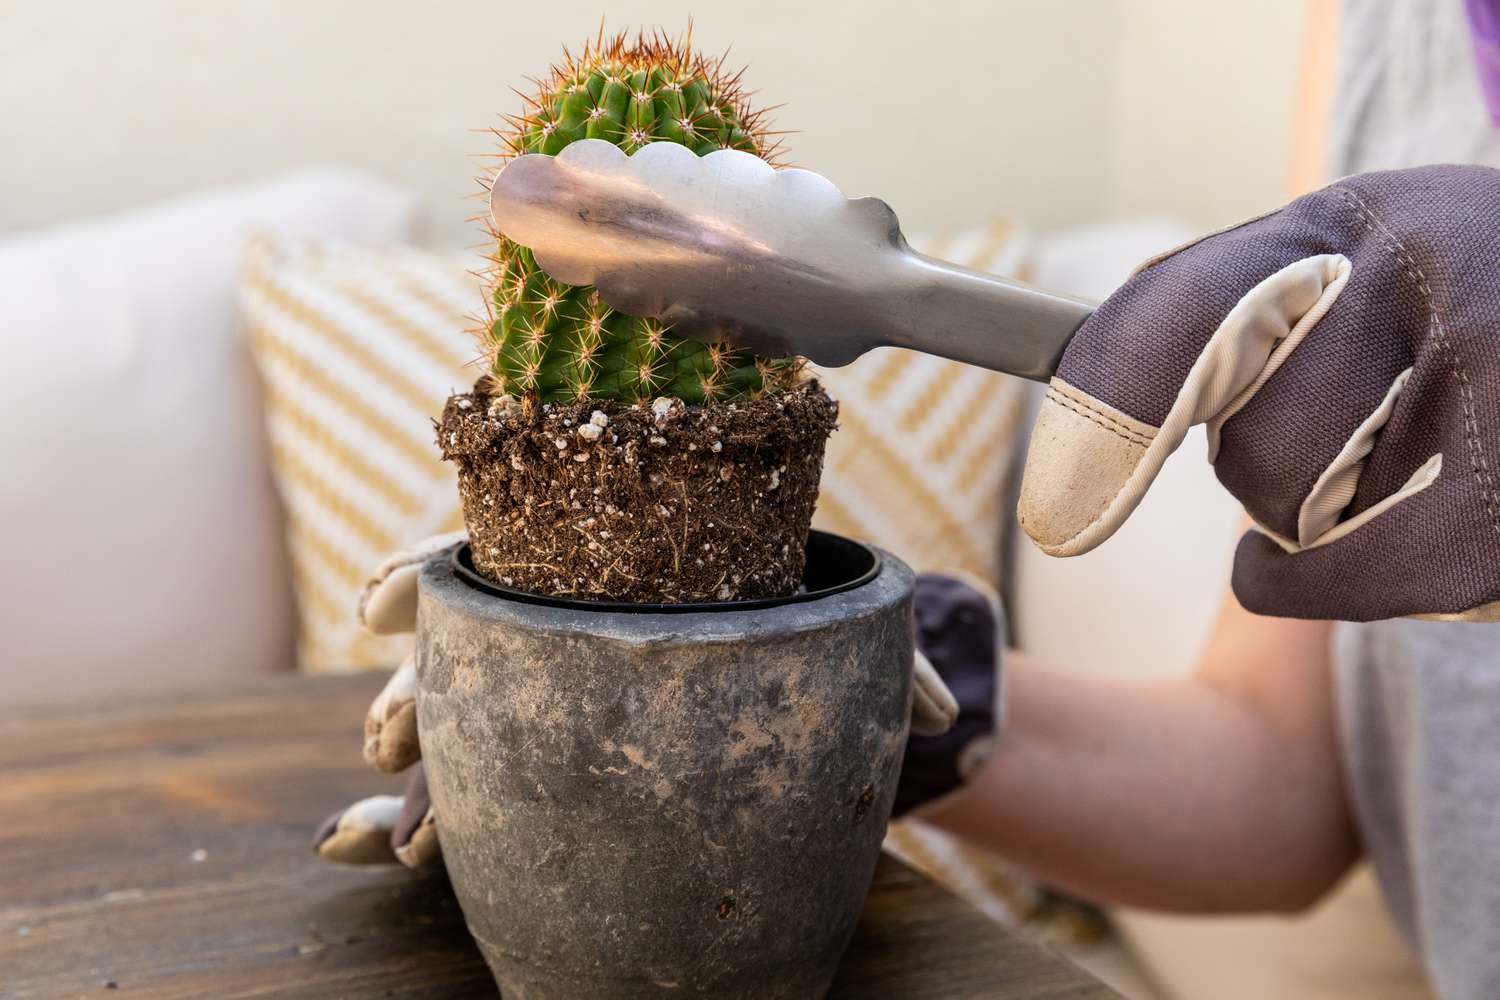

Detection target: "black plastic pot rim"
[450, 529, 881, 615]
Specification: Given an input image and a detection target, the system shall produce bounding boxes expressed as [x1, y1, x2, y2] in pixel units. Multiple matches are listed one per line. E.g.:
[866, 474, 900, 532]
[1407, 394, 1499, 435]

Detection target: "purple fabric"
[392, 763, 430, 850]
[1469, 0, 1500, 126]
[893, 575, 1002, 816]
[312, 808, 343, 850]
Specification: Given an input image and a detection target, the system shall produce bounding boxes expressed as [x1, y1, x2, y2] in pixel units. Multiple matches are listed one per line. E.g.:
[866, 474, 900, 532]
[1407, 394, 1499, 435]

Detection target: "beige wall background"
[2, 1, 1305, 247]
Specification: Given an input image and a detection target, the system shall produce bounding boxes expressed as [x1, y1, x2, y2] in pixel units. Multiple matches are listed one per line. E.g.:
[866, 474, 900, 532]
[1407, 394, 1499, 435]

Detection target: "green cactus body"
[482, 33, 799, 404]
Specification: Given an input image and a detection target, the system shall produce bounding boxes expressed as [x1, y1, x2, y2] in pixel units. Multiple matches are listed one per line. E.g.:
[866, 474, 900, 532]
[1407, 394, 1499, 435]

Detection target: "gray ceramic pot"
[414, 532, 914, 999]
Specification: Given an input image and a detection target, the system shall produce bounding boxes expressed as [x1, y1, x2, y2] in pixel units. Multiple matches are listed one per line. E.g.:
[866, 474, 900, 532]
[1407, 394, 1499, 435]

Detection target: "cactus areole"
[441, 30, 838, 603]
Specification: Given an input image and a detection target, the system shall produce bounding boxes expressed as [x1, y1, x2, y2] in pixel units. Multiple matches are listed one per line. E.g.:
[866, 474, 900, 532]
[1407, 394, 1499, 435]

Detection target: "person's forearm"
[924, 639, 1358, 913]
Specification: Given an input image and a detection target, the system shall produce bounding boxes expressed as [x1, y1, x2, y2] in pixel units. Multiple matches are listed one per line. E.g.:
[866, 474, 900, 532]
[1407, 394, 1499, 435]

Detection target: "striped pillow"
[242, 237, 474, 672]
[242, 224, 1029, 670]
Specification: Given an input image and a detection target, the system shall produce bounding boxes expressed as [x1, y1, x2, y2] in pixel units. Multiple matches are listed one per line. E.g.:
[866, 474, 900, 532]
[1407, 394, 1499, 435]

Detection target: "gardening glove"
[1019, 164, 1500, 622]
[312, 765, 438, 867]
[313, 531, 466, 870]
[894, 572, 1004, 817]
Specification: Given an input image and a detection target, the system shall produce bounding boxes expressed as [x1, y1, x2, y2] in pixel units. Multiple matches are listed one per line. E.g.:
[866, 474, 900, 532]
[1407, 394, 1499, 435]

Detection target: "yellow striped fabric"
[242, 237, 474, 672]
[883, 820, 1105, 941]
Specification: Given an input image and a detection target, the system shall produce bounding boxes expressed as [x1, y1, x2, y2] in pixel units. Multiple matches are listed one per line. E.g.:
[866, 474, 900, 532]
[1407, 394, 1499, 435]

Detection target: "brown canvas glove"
[315, 531, 960, 866]
[1020, 165, 1500, 622]
[894, 573, 1004, 818]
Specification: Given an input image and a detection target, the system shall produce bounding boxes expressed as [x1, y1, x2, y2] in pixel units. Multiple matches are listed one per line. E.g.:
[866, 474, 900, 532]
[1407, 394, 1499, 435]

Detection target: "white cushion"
[0, 170, 422, 703]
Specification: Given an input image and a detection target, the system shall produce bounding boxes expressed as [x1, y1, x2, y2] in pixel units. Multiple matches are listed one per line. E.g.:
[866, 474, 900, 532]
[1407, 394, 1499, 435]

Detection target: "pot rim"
[450, 529, 881, 615]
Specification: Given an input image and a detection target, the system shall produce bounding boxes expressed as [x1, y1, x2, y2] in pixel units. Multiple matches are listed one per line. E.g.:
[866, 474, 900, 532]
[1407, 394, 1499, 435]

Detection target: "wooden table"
[1, 673, 1117, 999]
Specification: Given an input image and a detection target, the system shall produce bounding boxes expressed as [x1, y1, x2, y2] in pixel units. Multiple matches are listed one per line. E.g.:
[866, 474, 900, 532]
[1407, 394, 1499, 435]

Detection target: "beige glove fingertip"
[394, 810, 442, 870]
[365, 656, 420, 773]
[314, 795, 403, 865]
[1017, 379, 1158, 558]
[910, 650, 959, 737]
[358, 530, 468, 634]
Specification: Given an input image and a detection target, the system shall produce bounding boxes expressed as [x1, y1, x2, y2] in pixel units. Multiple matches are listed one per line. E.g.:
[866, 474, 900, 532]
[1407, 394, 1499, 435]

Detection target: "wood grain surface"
[0, 673, 1117, 999]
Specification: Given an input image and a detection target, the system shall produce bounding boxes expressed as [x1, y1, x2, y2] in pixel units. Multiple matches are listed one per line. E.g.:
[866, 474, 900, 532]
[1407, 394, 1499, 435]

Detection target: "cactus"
[478, 29, 802, 404]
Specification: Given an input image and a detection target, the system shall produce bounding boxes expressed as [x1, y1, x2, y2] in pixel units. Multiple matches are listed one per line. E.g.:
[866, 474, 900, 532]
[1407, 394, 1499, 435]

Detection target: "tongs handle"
[881, 254, 1095, 382]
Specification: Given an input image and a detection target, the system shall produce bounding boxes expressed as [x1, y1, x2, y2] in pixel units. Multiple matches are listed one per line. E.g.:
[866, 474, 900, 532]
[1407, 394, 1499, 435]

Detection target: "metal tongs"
[489, 139, 1095, 381]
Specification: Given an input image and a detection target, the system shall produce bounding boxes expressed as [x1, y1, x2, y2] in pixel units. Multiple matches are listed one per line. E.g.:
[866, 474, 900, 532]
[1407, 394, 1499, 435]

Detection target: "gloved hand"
[894, 573, 1005, 818]
[312, 532, 466, 870]
[1019, 165, 1500, 622]
[314, 532, 963, 865]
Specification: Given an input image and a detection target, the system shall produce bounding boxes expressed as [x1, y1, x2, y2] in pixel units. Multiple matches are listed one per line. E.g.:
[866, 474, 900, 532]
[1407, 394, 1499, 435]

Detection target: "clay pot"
[415, 531, 914, 998]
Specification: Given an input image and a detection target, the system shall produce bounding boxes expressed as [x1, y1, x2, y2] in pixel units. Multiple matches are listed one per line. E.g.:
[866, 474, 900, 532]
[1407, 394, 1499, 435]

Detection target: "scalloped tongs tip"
[489, 139, 1094, 381]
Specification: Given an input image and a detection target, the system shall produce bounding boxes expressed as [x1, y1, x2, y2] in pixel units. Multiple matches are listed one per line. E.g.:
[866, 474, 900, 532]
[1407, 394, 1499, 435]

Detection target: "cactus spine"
[480, 30, 801, 404]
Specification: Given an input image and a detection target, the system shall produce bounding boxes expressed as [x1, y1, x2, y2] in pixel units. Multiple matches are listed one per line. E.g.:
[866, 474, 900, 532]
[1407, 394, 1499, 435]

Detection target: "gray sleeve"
[1329, 0, 1500, 176]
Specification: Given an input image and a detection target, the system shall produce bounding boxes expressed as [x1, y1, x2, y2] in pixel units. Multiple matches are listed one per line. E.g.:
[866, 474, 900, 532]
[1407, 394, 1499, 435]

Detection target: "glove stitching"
[1333, 186, 1500, 535]
[1044, 387, 1154, 448]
